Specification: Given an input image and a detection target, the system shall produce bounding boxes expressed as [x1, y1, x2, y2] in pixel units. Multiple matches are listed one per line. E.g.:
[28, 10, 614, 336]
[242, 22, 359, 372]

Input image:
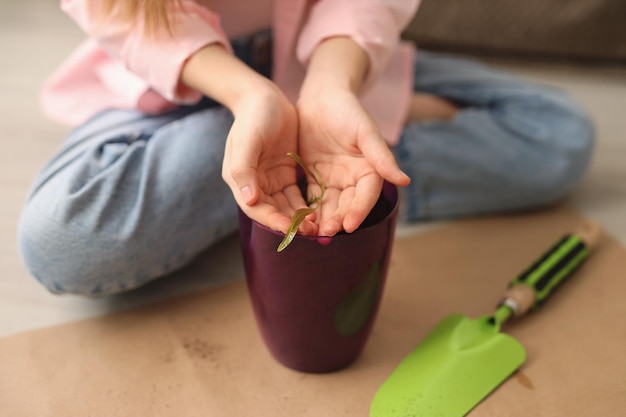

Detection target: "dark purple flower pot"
[238, 182, 399, 373]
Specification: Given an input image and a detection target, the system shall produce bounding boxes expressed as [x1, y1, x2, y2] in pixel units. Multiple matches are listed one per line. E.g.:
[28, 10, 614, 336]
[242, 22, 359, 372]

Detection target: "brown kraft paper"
[1, 206, 625, 416]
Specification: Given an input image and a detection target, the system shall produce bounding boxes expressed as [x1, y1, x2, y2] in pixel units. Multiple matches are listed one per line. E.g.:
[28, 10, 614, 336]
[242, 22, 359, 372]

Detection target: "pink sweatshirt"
[41, 0, 420, 145]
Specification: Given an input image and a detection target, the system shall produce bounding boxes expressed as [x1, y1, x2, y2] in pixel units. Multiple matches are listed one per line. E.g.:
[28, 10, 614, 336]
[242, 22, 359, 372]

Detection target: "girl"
[19, 0, 594, 296]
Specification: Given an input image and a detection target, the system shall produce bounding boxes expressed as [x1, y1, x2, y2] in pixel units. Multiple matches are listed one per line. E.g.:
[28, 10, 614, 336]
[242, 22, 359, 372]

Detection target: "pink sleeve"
[296, 0, 420, 88]
[61, 0, 232, 103]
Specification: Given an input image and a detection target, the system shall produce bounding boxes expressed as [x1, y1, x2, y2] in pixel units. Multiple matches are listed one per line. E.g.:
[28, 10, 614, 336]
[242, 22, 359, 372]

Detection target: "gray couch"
[403, 0, 626, 64]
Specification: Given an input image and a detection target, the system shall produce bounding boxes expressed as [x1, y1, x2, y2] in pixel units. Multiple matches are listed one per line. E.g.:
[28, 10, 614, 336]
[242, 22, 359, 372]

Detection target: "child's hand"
[181, 44, 314, 234]
[297, 87, 409, 236]
[297, 37, 409, 236]
[223, 83, 316, 235]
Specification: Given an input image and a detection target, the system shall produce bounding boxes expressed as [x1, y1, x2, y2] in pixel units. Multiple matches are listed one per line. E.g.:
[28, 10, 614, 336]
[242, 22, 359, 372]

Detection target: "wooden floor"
[1, 1, 625, 337]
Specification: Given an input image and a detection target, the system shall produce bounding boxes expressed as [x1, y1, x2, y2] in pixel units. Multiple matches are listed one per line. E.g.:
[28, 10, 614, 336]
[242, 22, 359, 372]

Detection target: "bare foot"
[405, 93, 460, 123]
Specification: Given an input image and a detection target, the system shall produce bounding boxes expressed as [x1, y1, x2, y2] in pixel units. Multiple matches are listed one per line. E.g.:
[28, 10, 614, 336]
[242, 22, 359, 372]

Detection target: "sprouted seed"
[277, 152, 325, 252]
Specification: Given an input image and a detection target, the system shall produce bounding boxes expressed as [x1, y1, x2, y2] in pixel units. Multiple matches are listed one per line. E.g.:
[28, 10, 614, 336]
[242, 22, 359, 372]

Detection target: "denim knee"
[18, 179, 237, 296]
[18, 202, 138, 296]
[18, 107, 238, 296]
[513, 93, 595, 204]
[17, 193, 183, 296]
[395, 89, 595, 221]
[19, 205, 90, 295]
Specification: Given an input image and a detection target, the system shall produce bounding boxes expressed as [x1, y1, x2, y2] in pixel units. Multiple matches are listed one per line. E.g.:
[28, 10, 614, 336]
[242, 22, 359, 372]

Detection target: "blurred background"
[1, 1, 625, 337]
[404, 0, 626, 64]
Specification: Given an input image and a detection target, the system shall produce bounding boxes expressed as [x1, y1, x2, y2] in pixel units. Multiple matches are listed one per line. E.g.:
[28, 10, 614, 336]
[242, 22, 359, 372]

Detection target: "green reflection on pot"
[334, 261, 382, 337]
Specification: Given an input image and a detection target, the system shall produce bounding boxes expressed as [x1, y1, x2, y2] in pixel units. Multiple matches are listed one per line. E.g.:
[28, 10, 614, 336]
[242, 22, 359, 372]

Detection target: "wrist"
[181, 43, 276, 112]
[300, 70, 355, 101]
[301, 37, 369, 97]
[230, 80, 287, 119]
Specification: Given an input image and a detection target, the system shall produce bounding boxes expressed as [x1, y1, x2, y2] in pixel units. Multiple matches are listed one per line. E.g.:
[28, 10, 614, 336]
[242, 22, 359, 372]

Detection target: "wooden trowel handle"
[499, 221, 602, 318]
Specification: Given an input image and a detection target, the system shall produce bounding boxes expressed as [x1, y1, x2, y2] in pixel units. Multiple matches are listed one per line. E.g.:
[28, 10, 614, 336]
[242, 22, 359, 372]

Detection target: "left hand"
[296, 86, 410, 236]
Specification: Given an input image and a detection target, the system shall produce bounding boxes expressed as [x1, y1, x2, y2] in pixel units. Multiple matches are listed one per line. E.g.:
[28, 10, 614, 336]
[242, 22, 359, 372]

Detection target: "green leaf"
[277, 207, 317, 252]
[276, 153, 326, 252]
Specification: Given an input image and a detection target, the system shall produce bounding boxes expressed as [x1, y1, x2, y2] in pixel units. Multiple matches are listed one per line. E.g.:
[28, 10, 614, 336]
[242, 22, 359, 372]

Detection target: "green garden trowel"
[370, 222, 601, 417]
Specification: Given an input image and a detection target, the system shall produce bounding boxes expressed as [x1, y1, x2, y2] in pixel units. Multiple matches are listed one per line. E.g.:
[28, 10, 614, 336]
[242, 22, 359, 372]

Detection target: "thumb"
[234, 171, 258, 205]
[224, 135, 261, 206]
[359, 122, 411, 186]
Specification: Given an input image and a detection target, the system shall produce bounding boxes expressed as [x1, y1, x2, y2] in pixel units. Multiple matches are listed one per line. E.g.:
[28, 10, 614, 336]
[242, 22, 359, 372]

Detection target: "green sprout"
[277, 152, 325, 252]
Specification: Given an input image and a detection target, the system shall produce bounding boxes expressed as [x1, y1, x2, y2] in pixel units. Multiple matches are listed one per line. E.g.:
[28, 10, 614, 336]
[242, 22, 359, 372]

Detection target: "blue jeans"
[18, 39, 594, 296]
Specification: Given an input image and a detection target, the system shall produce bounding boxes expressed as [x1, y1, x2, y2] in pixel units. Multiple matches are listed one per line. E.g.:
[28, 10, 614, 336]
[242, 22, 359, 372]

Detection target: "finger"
[359, 122, 411, 187]
[319, 187, 351, 236]
[240, 200, 293, 234]
[282, 185, 318, 235]
[298, 181, 326, 235]
[343, 174, 383, 233]
[271, 191, 295, 217]
[304, 181, 324, 205]
[224, 132, 261, 206]
[283, 184, 309, 210]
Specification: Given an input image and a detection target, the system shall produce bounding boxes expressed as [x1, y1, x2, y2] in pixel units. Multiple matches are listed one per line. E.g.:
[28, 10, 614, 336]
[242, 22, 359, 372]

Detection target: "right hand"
[222, 82, 316, 235]
[181, 44, 314, 234]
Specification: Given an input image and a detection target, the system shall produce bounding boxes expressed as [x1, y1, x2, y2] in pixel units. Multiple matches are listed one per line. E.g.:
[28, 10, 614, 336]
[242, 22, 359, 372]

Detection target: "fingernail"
[241, 186, 253, 203]
[317, 236, 332, 246]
